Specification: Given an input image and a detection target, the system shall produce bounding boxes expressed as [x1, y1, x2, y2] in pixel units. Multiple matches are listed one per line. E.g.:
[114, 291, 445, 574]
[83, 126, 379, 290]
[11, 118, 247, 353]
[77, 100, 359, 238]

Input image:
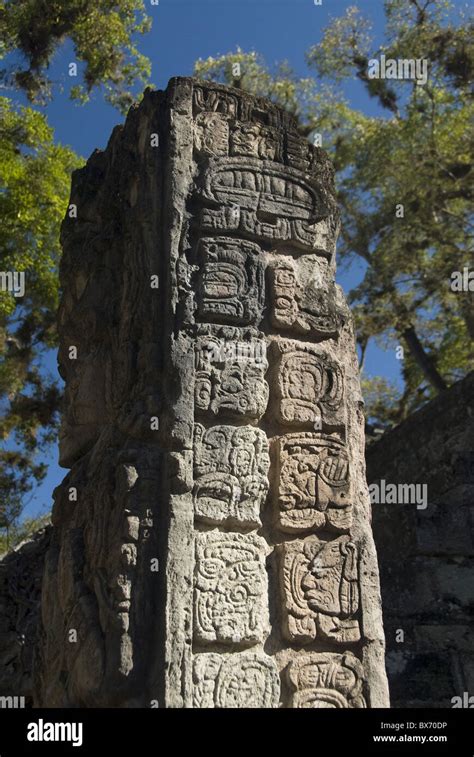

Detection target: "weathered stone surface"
[193, 652, 280, 708]
[368, 370, 474, 708]
[194, 330, 269, 420]
[193, 424, 269, 528]
[270, 339, 346, 428]
[278, 536, 360, 644]
[286, 652, 366, 708]
[194, 532, 270, 646]
[0, 525, 51, 705]
[31, 78, 388, 708]
[3, 374, 471, 707]
[273, 432, 352, 533]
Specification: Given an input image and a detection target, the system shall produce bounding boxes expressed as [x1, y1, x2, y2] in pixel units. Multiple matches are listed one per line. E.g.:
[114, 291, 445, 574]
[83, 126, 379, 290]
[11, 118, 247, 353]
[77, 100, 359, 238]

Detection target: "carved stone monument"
[34, 78, 389, 708]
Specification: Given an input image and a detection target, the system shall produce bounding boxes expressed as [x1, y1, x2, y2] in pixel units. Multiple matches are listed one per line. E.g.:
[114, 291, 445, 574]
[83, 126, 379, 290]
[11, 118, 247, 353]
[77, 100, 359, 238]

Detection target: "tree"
[0, 3, 154, 551]
[194, 0, 473, 426]
[0, 511, 51, 556]
[0, 97, 81, 531]
[0, 0, 152, 112]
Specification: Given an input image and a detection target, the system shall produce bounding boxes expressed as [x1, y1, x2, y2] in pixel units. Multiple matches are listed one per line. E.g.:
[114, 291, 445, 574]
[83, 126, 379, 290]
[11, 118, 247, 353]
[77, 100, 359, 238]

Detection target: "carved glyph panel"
[278, 535, 360, 644]
[194, 532, 270, 646]
[287, 652, 366, 708]
[230, 122, 282, 161]
[193, 652, 280, 708]
[271, 340, 345, 427]
[194, 334, 269, 420]
[195, 237, 265, 325]
[193, 86, 239, 118]
[194, 112, 230, 157]
[193, 424, 270, 528]
[269, 258, 345, 337]
[274, 432, 352, 533]
[197, 158, 334, 252]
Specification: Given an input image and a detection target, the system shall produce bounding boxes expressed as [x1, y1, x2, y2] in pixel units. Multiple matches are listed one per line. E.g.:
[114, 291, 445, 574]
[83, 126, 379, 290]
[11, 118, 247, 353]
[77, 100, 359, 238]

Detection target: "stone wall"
[31, 78, 388, 708]
[367, 371, 474, 708]
[0, 526, 51, 705]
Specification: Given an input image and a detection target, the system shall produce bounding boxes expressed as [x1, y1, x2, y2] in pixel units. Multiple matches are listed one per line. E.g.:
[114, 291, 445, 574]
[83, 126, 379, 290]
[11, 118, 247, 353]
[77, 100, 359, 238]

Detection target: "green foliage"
[0, 97, 82, 525]
[361, 375, 402, 430]
[0, 0, 152, 112]
[194, 0, 473, 427]
[0, 511, 50, 555]
[1, 0, 154, 529]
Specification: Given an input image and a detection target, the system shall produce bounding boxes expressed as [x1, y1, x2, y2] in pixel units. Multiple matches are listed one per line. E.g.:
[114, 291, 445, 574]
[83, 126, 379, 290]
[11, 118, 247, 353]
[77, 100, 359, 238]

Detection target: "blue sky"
[8, 0, 443, 517]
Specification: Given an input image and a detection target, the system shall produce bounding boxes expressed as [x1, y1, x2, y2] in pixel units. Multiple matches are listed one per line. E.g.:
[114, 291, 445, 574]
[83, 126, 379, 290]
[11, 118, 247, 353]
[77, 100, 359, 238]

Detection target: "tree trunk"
[402, 325, 448, 393]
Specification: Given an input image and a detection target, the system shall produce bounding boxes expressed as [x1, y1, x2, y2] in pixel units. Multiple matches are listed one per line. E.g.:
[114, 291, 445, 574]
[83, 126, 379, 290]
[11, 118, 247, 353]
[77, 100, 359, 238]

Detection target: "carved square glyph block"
[271, 340, 346, 427]
[193, 652, 280, 708]
[193, 424, 270, 528]
[274, 432, 352, 533]
[194, 532, 270, 646]
[278, 535, 360, 644]
[287, 652, 366, 708]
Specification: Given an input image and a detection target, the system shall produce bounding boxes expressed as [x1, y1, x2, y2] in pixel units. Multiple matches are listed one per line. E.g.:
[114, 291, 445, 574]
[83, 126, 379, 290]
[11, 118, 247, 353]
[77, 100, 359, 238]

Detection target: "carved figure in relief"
[274, 432, 352, 532]
[271, 340, 344, 427]
[230, 122, 280, 161]
[287, 653, 366, 708]
[279, 535, 360, 643]
[193, 424, 269, 527]
[194, 335, 269, 420]
[193, 86, 238, 118]
[195, 237, 264, 325]
[197, 158, 335, 252]
[193, 653, 280, 708]
[194, 532, 270, 645]
[194, 113, 229, 156]
[270, 259, 344, 337]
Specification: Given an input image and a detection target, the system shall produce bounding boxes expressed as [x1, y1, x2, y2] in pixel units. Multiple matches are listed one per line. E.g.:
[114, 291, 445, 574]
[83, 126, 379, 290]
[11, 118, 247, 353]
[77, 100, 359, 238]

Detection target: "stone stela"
[35, 79, 389, 708]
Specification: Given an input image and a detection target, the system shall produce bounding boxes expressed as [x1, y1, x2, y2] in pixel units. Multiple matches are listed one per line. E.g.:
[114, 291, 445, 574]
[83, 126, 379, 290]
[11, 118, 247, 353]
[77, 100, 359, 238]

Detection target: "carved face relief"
[194, 335, 269, 420]
[279, 536, 360, 644]
[91, 465, 157, 692]
[287, 653, 366, 708]
[275, 433, 352, 532]
[272, 340, 345, 427]
[193, 424, 270, 528]
[194, 532, 270, 646]
[196, 237, 264, 325]
[193, 653, 280, 708]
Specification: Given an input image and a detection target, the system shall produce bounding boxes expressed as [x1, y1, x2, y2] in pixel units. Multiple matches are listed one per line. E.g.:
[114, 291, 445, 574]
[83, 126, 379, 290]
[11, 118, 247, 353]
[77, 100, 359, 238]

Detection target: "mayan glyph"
[35, 78, 389, 708]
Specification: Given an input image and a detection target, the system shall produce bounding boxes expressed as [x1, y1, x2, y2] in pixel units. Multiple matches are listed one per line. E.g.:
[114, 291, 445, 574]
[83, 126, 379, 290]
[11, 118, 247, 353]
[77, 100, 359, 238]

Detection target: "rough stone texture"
[367, 371, 474, 708]
[31, 78, 388, 707]
[0, 525, 51, 704]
